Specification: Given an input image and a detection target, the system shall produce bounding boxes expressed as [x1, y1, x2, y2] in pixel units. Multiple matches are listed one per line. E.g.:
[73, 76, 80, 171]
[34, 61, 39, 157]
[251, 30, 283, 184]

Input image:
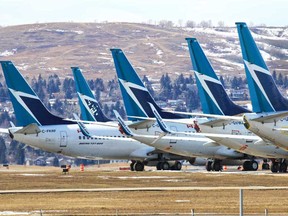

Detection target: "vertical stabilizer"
[0, 61, 72, 126]
[110, 48, 182, 120]
[236, 22, 288, 112]
[186, 38, 250, 115]
[72, 67, 111, 122]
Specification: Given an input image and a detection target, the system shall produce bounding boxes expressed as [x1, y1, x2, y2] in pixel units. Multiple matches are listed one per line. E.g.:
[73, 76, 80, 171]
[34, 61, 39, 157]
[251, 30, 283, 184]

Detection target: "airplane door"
[60, 131, 68, 147]
[169, 126, 177, 144]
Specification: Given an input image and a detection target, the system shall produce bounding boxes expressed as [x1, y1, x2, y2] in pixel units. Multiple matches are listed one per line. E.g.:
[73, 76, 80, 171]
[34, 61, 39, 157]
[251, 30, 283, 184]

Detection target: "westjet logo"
[244, 60, 275, 111]
[77, 93, 97, 121]
[194, 71, 224, 115]
[118, 78, 148, 116]
[8, 88, 41, 125]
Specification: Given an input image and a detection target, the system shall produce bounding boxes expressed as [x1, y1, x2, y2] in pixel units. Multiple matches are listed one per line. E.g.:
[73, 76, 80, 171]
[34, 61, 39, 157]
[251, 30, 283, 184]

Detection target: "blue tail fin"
[0, 61, 72, 126]
[186, 38, 250, 116]
[236, 22, 288, 112]
[110, 48, 182, 120]
[71, 67, 111, 122]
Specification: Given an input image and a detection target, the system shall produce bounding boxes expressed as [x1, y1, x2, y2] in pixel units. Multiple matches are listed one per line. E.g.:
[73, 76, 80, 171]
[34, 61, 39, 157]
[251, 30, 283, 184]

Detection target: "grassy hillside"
[0, 22, 287, 81]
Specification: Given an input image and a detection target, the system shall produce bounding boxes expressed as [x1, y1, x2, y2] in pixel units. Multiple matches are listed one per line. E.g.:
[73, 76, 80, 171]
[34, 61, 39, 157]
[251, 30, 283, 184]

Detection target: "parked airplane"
[236, 22, 288, 172]
[183, 37, 288, 171]
[110, 48, 252, 171]
[71, 66, 193, 170]
[0, 61, 191, 171]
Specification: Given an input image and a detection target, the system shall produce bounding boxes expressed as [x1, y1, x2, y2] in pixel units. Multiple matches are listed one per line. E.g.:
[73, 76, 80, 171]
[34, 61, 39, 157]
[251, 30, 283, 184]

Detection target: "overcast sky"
[1, 0, 287, 27]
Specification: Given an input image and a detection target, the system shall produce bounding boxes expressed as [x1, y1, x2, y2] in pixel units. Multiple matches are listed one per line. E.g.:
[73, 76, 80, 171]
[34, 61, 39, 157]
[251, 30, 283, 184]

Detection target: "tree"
[186, 20, 196, 28]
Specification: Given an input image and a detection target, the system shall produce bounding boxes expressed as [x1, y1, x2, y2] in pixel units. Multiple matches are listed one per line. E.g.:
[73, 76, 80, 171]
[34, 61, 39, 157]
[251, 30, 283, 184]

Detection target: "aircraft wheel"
[206, 161, 212, 171]
[279, 162, 287, 173]
[156, 162, 162, 170]
[130, 161, 136, 171]
[243, 161, 251, 171]
[250, 161, 258, 171]
[213, 161, 221, 171]
[134, 162, 144, 171]
[271, 162, 279, 173]
[174, 161, 182, 171]
[162, 162, 170, 170]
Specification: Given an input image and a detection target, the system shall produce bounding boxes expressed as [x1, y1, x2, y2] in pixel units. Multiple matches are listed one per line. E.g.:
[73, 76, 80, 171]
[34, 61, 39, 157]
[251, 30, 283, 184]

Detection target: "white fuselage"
[10, 124, 157, 160]
[130, 121, 244, 160]
[131, 118, 288, 159]
[199, 120, 288, 159]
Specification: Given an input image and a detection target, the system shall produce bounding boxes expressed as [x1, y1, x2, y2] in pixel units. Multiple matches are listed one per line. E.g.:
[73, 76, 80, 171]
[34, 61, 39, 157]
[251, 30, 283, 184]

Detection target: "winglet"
[73, 113, 91, 137]
[113, 110, 134, 136]
[148, 103, 172, 134]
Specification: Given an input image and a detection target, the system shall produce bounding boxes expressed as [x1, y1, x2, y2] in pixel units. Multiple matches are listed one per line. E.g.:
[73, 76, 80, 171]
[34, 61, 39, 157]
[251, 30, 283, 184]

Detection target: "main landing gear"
[130, 160, 182, 171]
[130, 160, 145, 171]
[156, 161, 182, 171]
[242, 160, 258, 171]
[206, 160, 222, 171]
[271, 159, 287, 173]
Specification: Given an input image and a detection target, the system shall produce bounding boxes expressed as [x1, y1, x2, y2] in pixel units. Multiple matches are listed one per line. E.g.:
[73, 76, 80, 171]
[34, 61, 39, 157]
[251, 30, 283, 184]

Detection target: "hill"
[0, 22, 287, 81]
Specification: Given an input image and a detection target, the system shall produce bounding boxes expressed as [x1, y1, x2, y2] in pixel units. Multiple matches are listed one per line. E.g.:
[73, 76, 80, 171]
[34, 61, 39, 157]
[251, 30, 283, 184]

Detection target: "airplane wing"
[150, 103, 260, 141]
[128, 114, 243, 127]
[14, 123, 41, 135]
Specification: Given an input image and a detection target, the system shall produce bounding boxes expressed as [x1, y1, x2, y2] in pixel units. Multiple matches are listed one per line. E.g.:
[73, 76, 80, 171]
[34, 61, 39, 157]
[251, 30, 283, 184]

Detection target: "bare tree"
[217, 21, 225, 27]
[158, 20, 174, 28]
[186, 20, 196, 28]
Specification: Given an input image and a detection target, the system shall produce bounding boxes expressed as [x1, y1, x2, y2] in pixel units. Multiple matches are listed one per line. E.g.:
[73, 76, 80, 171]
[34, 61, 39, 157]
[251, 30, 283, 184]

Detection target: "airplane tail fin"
[71, 67, 111, 122]
[236, 22, 288, 112]
[186, 38, 250, 115]
[0, 61, 72, 126]
[110, 48, 183, 120]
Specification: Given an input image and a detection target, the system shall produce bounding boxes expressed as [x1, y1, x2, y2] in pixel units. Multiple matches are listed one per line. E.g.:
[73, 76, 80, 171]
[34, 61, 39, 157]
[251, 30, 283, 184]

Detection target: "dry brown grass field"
[0, 164, 288, 215]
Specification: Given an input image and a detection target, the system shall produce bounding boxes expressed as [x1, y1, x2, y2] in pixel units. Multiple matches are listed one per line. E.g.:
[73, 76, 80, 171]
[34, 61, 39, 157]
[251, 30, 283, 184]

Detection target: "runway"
[1, 186, 288, 194]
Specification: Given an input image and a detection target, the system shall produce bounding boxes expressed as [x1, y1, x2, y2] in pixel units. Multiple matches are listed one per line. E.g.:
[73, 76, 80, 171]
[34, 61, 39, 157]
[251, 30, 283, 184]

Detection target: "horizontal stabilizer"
[248, 111, 288, 123]
[128, 119, 155, 129]
[170, 110, 243, 121]
[0, 128, 9, 134]
[14, 123, 41, 135]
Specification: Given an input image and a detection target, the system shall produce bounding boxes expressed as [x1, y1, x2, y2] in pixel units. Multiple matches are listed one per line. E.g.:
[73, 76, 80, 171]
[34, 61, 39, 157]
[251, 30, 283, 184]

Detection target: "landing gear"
[156, 161, 182, 171]
[130, 160, 136, 171]
[262, 160, 270, 170]
[206, 161, 212, 171]
[243, 160, 258, 171]
[271, 159, 287, 173]
[280, 161, 287, 173]
[130, 161, 144, 171]
[271, 162, 279, 173]
[171, 161, 182, 170]
[212, 160, 222, 171]
[206, 160, 222, 171]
